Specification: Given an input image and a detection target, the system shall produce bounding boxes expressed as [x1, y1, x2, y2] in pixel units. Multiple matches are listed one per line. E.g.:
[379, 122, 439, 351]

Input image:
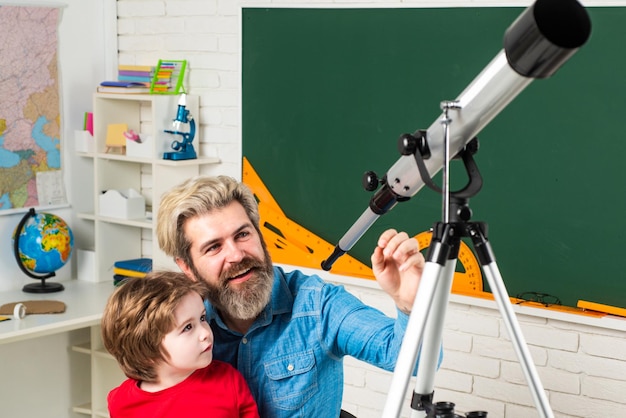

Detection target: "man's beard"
[193, 248, 274, 321]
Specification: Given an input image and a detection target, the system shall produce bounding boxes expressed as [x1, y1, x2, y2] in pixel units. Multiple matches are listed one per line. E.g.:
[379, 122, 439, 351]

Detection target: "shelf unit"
[72, 93, 220, 415]
[72, 325, 125, 418]
[76, 93, 220, 278]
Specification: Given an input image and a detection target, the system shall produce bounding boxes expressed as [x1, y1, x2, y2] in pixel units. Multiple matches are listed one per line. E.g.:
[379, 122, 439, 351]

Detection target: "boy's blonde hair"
[101, 271, 207, 382]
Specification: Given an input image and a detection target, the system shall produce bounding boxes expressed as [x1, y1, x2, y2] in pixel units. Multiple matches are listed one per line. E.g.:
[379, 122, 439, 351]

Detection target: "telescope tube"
[322, 0, 591, 271]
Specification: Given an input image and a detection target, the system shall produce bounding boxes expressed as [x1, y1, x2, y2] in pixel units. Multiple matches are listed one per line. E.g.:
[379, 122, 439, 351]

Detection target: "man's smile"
[227, 268, 254, 284]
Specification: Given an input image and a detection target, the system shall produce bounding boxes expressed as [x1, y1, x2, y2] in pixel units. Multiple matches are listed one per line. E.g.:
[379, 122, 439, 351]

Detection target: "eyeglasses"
[515, 292, 561, 307]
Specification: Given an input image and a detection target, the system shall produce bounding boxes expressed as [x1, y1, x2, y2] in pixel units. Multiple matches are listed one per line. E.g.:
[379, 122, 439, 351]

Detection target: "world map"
[0, 6, 60, 210]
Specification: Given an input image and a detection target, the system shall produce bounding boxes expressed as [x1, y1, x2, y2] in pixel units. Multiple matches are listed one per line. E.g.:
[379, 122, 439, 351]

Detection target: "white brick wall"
[115, 1, 626, 416]
[337, 279, 626, 418]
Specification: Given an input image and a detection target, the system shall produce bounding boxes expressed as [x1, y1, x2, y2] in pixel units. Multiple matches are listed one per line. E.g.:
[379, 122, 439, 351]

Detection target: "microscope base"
[163, 151, 197, 160]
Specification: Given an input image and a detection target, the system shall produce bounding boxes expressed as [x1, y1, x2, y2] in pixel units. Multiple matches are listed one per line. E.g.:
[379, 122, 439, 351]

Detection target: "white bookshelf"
[76, 93, 220, 279]
[69, 92, 221, 415]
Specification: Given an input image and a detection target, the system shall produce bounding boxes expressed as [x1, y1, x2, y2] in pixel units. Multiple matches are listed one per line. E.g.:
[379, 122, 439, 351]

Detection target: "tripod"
[381, 102, 554, 418]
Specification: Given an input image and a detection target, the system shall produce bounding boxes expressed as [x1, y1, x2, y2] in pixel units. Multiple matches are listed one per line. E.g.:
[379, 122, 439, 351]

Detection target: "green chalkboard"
[242, 7, 626, 309]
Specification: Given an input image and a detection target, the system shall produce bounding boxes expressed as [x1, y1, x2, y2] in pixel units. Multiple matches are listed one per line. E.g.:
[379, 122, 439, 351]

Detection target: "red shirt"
[108, 360, 259, 418]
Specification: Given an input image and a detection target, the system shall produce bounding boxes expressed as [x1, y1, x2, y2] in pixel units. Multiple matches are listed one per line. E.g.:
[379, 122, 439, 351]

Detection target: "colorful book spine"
[113, 257, 152, 272]
[118, 70, 153, 77]
[117, 75, 152, 84]
[113, 267, 148, 278]
[118, 64, 154, 72]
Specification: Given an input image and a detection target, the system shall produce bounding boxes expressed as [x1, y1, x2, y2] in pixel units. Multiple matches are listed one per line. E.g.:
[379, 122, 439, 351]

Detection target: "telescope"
[322, 0, 591, 271]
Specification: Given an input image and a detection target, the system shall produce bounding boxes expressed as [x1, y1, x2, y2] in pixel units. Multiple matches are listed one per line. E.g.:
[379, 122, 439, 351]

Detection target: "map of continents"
[0, 6, 60, 210]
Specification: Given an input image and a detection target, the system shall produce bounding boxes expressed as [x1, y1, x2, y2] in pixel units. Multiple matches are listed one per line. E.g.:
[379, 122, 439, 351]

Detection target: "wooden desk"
[0, 280, 114, 345]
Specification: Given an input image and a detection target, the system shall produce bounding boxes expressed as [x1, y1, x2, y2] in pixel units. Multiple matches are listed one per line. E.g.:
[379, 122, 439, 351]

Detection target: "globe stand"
[22, 278, 64, 294]
[14, 208, 66, 294]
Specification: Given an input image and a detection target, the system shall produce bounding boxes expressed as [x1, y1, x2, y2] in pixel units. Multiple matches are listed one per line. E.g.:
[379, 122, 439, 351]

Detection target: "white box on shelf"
[126, 133, 154, 158]
[74, 130, 95, 153]
[99, 188, 145, 219]
[76, 248, 98, 282]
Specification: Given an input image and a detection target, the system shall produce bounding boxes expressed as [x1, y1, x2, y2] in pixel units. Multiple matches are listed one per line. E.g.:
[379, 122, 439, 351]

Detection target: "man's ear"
[175, 258, 197, 282]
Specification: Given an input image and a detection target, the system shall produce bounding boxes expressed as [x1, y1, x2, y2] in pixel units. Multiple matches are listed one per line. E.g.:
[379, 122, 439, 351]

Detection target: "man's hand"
[371, 229, 425, 314]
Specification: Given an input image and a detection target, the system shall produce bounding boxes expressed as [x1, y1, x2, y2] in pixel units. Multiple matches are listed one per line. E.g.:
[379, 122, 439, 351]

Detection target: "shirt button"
[242, 337, 248, 344]
[287, 364, 294, 371]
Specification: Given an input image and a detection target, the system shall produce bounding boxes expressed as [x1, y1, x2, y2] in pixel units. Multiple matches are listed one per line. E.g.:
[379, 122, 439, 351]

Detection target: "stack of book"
[113, 257, 152, 285]
[97, 64, 155, 94]
[117, 64, 155, 85]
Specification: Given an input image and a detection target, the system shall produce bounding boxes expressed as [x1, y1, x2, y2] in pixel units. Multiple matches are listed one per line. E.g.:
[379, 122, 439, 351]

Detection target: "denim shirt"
[205, 266, 410, 417]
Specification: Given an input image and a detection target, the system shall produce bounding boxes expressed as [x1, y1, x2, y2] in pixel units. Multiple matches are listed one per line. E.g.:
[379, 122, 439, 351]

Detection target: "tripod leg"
[470, 226, 554, 418]
[382, 260, 446, 418]
[383, 225, 457, 418]
[409, 259, 456, 418]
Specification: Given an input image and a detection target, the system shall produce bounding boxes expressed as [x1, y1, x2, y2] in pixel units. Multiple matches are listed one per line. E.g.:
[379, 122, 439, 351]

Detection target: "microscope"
[163, 93, 197, 160]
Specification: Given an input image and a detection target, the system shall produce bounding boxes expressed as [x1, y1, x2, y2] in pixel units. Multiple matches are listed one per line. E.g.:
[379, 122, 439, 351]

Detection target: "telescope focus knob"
[398, 130, 430, 158]
[362, 171, 379, 191]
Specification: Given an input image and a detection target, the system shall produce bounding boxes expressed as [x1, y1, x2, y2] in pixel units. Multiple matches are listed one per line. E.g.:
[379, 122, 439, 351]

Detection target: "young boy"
[101, 271, 259, 417]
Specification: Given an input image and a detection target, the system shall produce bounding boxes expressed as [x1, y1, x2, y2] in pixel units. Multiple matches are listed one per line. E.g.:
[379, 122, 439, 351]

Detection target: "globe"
[12, 208, 74, 293]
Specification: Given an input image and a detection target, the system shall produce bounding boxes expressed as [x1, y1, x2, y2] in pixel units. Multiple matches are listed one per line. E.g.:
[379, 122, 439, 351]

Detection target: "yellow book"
[118, 64, 154, 72]
[113, 267, 147, 278]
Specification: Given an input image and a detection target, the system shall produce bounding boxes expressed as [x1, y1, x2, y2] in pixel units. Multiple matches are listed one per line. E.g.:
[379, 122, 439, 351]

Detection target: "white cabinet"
[72, 325, 126, 418]
[76, 93, 220, 279]
[0, 281, 117, 418]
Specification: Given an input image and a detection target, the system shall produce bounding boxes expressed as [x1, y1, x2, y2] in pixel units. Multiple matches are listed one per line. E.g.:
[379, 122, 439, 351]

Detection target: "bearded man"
[157, 175, 425, 417]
